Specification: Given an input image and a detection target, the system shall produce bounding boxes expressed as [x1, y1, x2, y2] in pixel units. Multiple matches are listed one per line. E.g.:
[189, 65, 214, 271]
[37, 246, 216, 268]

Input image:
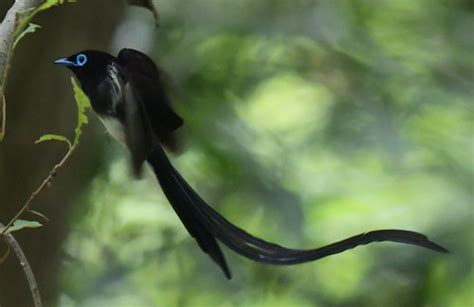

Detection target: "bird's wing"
[117, 48, 183, 151]
[121, 82, 157, 176]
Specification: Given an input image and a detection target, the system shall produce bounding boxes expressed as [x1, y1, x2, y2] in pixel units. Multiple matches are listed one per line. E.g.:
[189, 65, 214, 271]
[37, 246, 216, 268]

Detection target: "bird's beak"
[54, 58, 75, 66]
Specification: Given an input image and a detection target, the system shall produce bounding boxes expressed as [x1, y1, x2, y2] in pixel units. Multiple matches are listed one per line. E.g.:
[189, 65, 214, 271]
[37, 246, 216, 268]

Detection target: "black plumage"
[55, 48, 447, 279]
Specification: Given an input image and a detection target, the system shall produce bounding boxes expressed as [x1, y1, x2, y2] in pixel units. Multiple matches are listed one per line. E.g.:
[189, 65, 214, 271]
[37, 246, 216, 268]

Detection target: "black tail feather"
[147, 146, 231, 278]
[147, 146, 448, 279]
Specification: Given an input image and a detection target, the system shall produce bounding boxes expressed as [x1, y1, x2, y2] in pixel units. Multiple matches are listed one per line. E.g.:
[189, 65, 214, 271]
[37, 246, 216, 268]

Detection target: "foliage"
[1, 220, 42, 234]
[13, 23, 42, 50]
[1, 77, 90, 237]
[34, 77, 91, 148]
[36, 134, 72, 149]
[71, 77, 92, 144]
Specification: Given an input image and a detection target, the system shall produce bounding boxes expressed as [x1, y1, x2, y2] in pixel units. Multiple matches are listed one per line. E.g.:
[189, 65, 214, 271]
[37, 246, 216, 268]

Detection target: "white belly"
[99, 116, 126, 145]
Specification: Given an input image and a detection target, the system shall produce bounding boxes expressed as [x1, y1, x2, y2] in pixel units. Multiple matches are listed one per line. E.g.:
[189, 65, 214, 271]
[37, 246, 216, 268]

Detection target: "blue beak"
[54, 58, 75, 66]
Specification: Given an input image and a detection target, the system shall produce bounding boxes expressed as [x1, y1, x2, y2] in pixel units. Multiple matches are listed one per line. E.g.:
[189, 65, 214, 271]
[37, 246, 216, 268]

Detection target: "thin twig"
[0, 240, 11, 264]
[0, 223, 42, 307]
[1, 143, 78, 235]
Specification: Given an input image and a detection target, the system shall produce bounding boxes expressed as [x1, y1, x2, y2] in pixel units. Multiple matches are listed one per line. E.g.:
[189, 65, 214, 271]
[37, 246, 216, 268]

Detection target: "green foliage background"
[58, 1, 472, 306]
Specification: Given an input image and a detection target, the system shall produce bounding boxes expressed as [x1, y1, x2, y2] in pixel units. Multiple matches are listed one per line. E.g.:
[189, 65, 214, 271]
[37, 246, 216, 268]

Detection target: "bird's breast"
[88, 63, 125, 117]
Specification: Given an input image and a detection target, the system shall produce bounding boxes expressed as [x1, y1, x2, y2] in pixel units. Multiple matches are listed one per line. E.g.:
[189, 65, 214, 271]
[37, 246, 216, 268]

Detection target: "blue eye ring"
[76, 54, 88, 66]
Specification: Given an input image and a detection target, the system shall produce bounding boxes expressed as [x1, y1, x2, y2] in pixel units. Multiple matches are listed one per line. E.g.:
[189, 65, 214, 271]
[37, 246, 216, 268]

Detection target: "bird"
[54, 49, 448, 279]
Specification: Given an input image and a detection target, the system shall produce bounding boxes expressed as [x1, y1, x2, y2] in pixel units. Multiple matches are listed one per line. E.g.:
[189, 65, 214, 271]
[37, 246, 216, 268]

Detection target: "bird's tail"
[146, 146, 448, 279]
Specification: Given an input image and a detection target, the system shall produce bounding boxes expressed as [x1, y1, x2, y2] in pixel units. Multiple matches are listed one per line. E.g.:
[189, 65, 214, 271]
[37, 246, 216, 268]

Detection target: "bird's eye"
[76, 54, 88, 66]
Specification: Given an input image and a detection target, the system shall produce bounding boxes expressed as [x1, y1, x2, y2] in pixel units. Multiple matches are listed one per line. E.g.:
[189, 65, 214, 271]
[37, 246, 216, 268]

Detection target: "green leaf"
[71, 77, 91, 145]
[37, 0, 65, 11]
[33, 77, 90, 149]
[13, 23, 41, 50]
[15, 1, 70, 41]
[3, 220, 42, 234]
[35, 134, 72, 148]
[13, 1, 77, 51]
[28, 209, 50, 222]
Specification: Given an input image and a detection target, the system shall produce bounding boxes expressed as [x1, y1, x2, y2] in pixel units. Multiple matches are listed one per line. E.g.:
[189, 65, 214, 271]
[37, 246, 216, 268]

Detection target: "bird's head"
[54, 50, 116, 84]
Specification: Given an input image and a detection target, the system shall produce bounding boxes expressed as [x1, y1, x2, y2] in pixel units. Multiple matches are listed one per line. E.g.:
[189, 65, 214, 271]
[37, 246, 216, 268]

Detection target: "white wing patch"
[106, 63, 123, 110]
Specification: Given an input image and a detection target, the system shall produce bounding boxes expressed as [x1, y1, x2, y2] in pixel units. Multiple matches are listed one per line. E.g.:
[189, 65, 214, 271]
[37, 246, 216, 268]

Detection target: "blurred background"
[0, 0, 472, 306]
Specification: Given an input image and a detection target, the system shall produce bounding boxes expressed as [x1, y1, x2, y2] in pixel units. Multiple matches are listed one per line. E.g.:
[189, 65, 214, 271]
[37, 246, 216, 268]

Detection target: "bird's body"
[89, 63, 127, 143]
[55, 48, 447, 279]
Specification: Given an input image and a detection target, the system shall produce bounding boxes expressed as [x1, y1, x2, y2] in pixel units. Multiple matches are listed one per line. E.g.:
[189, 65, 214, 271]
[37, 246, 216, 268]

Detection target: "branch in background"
[0, 0, 44, 84]
[0, 0, 45, 141]
[0, 0, 75, 142]
[0, 223, 42, 307]
[127, 0, 160, 27]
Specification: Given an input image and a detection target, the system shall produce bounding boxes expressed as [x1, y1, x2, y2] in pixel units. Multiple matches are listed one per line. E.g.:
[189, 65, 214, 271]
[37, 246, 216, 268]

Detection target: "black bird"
[54, 49, 447, 279]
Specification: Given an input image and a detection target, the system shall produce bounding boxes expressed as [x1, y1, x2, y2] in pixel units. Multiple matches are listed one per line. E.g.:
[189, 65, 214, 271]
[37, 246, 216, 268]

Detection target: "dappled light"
[0, 1, 472, 306]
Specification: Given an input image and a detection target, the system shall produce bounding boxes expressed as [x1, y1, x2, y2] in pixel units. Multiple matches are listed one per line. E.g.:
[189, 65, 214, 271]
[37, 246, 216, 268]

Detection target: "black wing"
[117, 48, 183, 151]
[121, 82, 157, 176]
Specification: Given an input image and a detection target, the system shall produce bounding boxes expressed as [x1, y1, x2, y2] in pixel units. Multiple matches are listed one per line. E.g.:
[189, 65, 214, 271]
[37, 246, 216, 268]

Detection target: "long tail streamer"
[147, 146, 448, 279]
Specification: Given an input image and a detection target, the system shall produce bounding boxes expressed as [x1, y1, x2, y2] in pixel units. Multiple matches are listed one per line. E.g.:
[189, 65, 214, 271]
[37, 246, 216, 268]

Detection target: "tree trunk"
[0, 1, 124, 306]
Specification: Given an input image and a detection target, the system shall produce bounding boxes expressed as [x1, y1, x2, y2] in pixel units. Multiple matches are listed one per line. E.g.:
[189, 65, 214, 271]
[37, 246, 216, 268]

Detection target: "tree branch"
[0, 0, 45, 141]
[0, 223, 42, 307]
[1, 140, 77, 235]
[0, 0, 44, 85]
